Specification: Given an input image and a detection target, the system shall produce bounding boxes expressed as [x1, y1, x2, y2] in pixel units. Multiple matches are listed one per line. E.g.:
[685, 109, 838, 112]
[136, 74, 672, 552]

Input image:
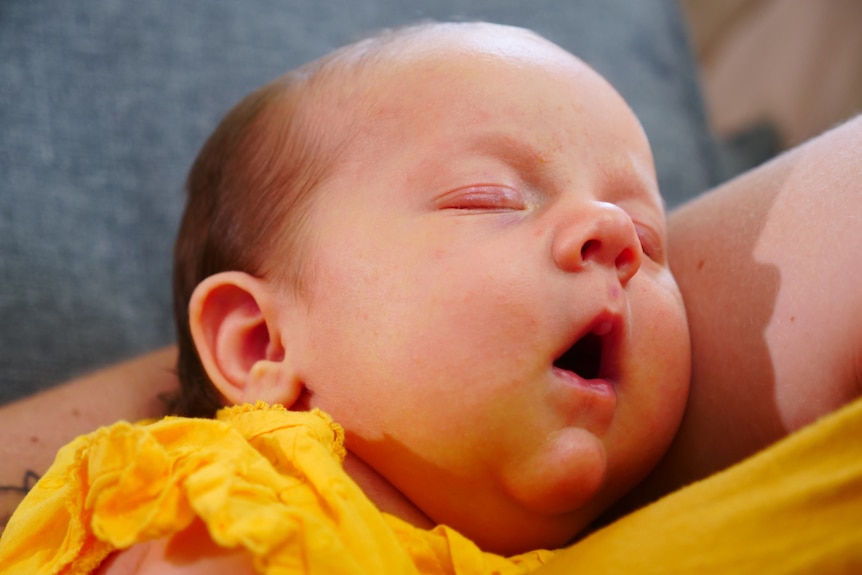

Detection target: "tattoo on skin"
[0, 470, 41, 533]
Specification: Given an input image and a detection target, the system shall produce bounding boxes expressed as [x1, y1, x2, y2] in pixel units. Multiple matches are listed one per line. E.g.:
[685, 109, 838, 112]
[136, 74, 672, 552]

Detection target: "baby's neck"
[342, 451, 435, 529]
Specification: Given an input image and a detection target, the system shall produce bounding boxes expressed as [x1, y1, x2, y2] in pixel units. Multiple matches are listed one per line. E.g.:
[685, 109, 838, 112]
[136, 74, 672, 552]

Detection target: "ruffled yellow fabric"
[5, 398, 862, 574]
[0, 403, 552, 574]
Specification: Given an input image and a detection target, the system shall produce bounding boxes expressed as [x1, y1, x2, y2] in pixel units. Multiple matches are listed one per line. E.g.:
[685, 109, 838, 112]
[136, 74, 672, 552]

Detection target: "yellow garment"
[0, 403, 552, 574]
[537, 396, 862, 574]
[2, 399, 862, 574]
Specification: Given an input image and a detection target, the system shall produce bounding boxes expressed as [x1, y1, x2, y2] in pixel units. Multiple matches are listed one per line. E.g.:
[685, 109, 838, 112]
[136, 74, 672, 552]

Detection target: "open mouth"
[553, 331, 604, 381]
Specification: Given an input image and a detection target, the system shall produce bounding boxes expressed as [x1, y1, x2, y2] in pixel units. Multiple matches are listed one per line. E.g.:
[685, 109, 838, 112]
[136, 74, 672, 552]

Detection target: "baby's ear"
[188, 271, 304, 408]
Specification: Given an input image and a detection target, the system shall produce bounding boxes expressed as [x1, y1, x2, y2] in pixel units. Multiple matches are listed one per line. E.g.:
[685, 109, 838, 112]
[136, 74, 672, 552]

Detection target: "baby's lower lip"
[550, 366, 618, 432]
[552, 367, 616, 396]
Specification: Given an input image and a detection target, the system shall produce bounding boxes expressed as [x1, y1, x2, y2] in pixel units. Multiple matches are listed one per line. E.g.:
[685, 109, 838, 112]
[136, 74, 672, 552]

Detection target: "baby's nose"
[551, 201, 642, 285]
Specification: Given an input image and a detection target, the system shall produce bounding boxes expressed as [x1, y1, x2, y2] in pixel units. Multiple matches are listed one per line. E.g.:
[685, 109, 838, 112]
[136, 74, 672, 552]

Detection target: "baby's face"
[280, 25, 690, 553]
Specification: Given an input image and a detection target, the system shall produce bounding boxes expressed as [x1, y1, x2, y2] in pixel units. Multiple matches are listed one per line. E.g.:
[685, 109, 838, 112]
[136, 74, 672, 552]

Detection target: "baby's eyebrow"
[465, 132, 554, 183]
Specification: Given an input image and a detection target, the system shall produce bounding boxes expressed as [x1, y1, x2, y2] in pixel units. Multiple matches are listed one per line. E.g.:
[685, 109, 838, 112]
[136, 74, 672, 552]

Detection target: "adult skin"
[1, 116, 860, 533]
[0, 348, 177, 531]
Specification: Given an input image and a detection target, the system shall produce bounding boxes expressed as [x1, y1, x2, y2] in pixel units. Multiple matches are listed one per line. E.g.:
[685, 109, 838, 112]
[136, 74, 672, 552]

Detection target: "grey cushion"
[0, 0, 724, 404]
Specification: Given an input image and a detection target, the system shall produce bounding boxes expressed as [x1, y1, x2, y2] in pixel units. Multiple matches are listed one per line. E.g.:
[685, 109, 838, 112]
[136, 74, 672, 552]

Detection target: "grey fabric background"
[0, 0, 724, 404]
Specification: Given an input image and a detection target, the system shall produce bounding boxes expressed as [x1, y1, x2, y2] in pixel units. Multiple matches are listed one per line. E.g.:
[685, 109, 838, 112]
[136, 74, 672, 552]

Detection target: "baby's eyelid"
[633, 222, 665, 262]
[437, 185, 527, 210]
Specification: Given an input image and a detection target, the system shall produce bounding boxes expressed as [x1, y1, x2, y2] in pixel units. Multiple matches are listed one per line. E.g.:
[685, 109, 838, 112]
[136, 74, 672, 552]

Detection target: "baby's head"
[172, 22, 691, 554]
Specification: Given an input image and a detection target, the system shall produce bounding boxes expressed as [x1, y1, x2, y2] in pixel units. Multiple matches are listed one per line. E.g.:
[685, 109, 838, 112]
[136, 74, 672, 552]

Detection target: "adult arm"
[0, 347, 177, 532]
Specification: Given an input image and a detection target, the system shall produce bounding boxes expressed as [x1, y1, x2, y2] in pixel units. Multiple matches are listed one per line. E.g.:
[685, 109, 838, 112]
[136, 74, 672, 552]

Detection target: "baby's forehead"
[318, 22, 582, 89]
[418, 25, 575, 69]
[297, 23, 661, 204]
[306, 23, 596, 128]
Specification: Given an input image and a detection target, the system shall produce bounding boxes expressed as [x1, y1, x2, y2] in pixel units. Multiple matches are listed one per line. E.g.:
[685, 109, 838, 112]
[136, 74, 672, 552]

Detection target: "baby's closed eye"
[633, 222, 665, 263]
[434, 185, 527, 211]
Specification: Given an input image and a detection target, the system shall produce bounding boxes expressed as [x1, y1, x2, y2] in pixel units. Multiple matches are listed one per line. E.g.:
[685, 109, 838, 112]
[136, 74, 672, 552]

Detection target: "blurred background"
[681, 0, 862, 172]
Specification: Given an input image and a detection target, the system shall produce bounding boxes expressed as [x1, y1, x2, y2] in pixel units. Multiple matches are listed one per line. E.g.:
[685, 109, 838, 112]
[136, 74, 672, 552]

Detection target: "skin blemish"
[697, 259, 705, 271]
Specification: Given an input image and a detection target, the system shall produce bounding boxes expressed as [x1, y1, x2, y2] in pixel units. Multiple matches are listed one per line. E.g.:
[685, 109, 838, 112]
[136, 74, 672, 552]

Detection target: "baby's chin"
[505, 427, 608, 513]
[474, 427, 615, 553]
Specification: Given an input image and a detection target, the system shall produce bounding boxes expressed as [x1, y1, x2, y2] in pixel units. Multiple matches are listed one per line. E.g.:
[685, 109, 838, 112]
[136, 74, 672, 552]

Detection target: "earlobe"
[189, 271, 304, 408]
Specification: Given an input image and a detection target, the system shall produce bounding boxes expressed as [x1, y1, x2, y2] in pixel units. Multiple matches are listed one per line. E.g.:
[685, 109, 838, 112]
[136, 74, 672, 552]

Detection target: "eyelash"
[437, 186, 527, 211]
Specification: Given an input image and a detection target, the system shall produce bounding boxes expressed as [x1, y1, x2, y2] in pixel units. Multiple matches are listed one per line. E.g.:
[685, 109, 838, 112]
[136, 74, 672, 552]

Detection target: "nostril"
[581, 239, 600, 260]
[615, 246, 642, 285]
[615, 247, 636, 270]
[582, 239, 635, 272]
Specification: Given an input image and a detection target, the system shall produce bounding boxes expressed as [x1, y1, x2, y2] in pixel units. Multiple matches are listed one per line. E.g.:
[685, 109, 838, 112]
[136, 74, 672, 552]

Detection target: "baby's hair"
[168, 22, 452, 417]
[170, 76, 316, 417]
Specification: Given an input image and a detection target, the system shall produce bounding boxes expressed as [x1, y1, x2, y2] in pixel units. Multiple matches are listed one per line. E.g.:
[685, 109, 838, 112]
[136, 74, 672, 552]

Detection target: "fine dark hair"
[168, 71, 336, 417]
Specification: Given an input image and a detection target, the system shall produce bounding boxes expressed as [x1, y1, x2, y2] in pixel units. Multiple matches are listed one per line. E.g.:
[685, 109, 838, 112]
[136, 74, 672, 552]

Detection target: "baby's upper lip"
[552, 311, 623, 382]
